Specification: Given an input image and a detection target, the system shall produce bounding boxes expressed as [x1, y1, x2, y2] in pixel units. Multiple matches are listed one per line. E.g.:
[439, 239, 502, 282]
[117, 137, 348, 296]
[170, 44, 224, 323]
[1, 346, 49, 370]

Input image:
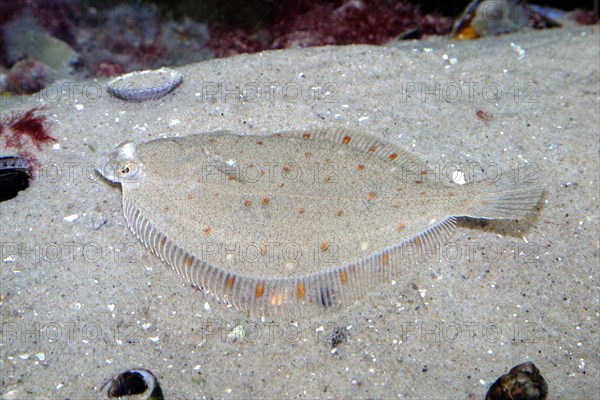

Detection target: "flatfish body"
[96, 130, 542, 318]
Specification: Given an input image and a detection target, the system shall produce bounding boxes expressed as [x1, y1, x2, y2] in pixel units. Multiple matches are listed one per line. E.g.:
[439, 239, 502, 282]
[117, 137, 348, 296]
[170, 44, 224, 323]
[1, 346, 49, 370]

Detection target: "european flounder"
[96, 129, 542, 318]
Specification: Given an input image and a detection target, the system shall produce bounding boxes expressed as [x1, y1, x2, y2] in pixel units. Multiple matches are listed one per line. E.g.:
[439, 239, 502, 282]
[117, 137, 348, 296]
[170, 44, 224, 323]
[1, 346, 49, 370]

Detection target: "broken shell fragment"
[107, 67, 183, 102]
[486, 361, 548, 400]
[101, 369, 164, 400]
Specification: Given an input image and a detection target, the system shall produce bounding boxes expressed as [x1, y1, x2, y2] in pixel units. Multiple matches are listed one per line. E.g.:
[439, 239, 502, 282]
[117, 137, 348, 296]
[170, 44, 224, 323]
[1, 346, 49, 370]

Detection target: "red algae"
[0, 106, 55, 176]
[573, 9, 599, 25]
[4, 107, 55, 150]
[271, 1, 448, 47]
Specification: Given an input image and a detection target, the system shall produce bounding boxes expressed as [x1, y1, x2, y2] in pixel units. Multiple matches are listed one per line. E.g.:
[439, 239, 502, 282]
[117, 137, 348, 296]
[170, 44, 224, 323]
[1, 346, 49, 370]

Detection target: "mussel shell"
[101, 369, 164, 400]
[0, 157, 29, 202]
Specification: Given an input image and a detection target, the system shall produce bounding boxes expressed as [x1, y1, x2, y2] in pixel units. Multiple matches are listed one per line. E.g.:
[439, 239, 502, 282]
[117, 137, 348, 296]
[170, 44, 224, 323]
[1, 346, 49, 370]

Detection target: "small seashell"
[328, 326, 348, 348]
[452, 0, 561, 39]
[486, 361, 548, 400]
[107, 67, 183, 102]
[101, 369, 163, 400]
[0, 156, 29, 202]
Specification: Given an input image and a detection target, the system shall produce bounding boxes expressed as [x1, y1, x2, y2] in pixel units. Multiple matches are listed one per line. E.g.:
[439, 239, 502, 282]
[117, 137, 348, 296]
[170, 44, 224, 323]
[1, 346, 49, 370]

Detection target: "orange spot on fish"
[356, 164, 365, 171]
[225, 274, 235, 289]
[255, 282, 264, 297]
[367, 192, 377, 200]
[382, 252, 389, 266]
[270, 290, 286, 305]
[298, 207, 305, 214]
[336, 209, 343, 217]
[283, 164, 291, 173]
[396, 223, 405, 232]
[305, 152, 312, 158]
[256, 141, 264, 145]
[262, 197, 270, 206]
[414, 236, 422, 247]
[185, 255, 193, 267]
[303, 133, 311, 139]
[163, 206, 169, 212]
[324, 176, 332, 183]
[320, 241, 330, 251]
[203, 227, 212, 236]
[297, 282, 305, 299]
[389, 153, 398, 161]
[244, 199, 252, 207]
[369, 146, 376, 153]
[420, 170, 428, 175]
[342, 135, 351, 144]
[339, 270, 347, 284]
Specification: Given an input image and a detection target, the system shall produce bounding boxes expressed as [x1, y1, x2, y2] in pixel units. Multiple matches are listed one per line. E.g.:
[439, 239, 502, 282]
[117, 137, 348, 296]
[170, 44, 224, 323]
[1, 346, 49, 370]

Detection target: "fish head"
[96, 141, 143, 184]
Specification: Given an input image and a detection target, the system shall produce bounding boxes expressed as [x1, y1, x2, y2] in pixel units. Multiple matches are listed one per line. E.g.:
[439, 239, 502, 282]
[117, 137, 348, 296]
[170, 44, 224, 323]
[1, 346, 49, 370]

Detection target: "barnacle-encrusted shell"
[485, 362, 548, 400]
[107, 67, 183, 101]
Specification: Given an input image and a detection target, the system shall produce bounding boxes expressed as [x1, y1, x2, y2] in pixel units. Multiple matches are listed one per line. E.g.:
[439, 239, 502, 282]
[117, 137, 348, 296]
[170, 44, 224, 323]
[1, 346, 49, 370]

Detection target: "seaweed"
[0, 106, 55, 176]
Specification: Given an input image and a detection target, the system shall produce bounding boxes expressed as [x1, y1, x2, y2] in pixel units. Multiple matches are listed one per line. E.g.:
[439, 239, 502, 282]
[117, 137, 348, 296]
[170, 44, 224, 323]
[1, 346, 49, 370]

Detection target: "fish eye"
[119, 163, 136, 177]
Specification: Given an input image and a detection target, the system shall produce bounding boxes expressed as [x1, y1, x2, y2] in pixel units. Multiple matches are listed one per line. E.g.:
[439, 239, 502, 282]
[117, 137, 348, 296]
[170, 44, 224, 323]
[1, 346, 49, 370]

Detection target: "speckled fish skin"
[96, 129, 542, 318]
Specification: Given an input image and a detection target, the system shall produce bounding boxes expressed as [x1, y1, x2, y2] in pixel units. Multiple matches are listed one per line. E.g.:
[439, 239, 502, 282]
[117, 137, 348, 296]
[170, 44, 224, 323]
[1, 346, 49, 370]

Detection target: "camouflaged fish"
[96, 129, 542, 318]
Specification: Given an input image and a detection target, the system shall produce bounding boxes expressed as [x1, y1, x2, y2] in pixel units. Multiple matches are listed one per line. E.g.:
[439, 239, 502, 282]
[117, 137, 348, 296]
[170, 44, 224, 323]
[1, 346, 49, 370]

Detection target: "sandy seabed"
[0, 24, 598, 399]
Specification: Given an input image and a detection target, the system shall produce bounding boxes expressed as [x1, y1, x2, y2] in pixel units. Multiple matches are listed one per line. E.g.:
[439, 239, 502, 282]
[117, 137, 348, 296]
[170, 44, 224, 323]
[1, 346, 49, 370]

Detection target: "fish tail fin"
[462, 169, 543, 220]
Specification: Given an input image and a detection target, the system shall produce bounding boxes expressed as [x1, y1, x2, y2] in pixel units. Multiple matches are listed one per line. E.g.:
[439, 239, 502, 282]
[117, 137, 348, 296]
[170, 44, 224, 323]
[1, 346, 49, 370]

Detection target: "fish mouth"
[95, 155, 118, 183]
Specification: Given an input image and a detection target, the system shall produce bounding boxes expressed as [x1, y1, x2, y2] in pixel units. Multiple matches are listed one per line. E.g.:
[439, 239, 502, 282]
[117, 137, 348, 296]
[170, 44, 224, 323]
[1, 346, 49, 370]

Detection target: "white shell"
[107, 67, 183, 101]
